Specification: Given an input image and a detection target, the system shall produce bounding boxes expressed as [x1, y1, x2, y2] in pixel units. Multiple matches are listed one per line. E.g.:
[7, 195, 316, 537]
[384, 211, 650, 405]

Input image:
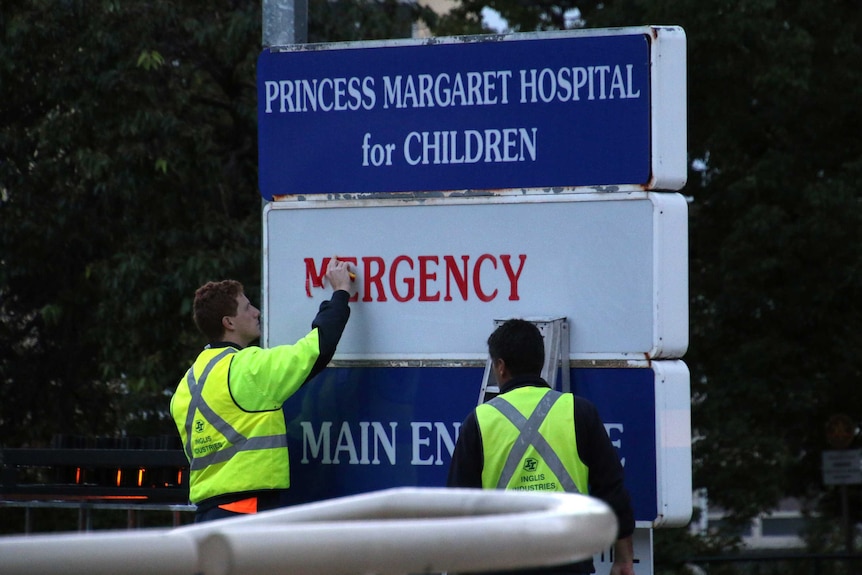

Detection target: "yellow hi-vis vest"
[476, 386, 589, 494]
[170, 347, 291, 504]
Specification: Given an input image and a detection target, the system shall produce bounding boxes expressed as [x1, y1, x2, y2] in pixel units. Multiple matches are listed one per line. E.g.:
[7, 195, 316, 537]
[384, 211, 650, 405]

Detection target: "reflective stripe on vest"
[486, 391, 580, 493]
[182, 348, 288, 472]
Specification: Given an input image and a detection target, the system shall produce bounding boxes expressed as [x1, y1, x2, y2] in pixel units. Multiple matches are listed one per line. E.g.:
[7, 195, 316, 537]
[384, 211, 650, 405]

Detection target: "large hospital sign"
[259, 26, 692, 551]
[256, 27, 686, 199]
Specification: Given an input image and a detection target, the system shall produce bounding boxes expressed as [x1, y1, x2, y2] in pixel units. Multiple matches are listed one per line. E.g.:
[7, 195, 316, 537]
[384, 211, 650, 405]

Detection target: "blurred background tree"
[2, 1, 263, 444]
[0, 0, 431, 445]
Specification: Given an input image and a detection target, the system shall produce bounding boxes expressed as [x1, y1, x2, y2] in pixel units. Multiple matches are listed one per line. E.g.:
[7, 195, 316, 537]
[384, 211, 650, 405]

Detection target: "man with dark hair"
[448, 319, 636, 575]
[171, 256, 353, 522]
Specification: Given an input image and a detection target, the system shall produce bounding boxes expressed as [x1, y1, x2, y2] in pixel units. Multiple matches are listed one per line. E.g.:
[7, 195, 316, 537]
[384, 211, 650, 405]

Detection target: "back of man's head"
[487, 319, 545, 377]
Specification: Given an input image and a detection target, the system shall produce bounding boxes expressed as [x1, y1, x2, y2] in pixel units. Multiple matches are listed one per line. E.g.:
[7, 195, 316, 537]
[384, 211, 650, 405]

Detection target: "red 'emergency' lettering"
[305, 256, 360, 301]
[501, 254, 527, 300]
[363, 256, 387, 302]
[418, 255, 439, 302]
[304, 257, 326, 297]
[443, 255, 469, 301]
[304, 254, 527, 302]
[390, 255, 414, 302]
[473, 254, 497, 302]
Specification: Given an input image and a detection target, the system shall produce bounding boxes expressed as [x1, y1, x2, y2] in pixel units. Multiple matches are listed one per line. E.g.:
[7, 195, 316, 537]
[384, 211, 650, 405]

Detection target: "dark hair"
[487, 319, 544, 376]
[193, 280, 244, 342]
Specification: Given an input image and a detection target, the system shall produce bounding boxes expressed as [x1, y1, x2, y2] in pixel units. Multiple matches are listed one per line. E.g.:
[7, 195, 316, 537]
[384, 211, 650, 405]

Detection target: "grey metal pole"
[262, 0, 307, 47]
[842, 484, 853, 552]
[261, 0, 307, 329]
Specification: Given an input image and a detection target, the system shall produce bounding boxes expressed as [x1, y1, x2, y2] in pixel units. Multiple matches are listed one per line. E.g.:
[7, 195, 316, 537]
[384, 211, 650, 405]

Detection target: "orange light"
[177, 469, 183, 484]
[75, 467, 82, 484]
[137, 468, 145, 487]
[116, 469, 122, 487]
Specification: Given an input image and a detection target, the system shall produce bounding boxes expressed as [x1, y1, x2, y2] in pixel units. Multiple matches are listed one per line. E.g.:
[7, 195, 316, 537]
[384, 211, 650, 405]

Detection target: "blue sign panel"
[281, 365, 660, 523]
[257, 32, 652, 199]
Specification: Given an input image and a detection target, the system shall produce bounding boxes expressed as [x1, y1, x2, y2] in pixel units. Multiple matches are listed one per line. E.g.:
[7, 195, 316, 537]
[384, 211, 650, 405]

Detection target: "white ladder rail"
[477, 317, 570, 405]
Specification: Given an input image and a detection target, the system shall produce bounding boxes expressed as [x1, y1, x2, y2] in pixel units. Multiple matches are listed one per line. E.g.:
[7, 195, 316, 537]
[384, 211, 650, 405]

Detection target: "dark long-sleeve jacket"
[447, 375, 635, 574]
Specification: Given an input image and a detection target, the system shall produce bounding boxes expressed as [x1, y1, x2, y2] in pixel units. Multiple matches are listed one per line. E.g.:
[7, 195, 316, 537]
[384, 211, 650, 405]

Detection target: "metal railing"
[1, 442, 193, 534]
[0, 500, 195, 532]
[684, 551, 862, 575]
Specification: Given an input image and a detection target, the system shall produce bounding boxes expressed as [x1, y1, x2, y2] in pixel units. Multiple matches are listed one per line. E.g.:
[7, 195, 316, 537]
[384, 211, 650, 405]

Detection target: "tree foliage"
[0, 0, 425, 445]
[310, 0, 436, 42]
[1, 0, 264, 443]
[611, 0, 862, 533]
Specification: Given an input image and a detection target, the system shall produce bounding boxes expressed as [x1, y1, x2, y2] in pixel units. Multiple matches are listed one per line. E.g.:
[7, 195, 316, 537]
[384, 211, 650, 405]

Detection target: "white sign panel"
[822, 450, 862, 485]
[263, 191, 688, 360]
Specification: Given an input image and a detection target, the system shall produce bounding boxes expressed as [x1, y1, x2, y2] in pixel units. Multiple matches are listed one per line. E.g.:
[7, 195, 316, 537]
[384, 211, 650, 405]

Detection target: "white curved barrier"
[0, 530, 198, 575]
[0, 487, 617, 575]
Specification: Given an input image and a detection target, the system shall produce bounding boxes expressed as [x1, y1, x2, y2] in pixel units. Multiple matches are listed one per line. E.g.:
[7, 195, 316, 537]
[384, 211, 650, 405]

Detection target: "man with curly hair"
[171, 256, 353, 522]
